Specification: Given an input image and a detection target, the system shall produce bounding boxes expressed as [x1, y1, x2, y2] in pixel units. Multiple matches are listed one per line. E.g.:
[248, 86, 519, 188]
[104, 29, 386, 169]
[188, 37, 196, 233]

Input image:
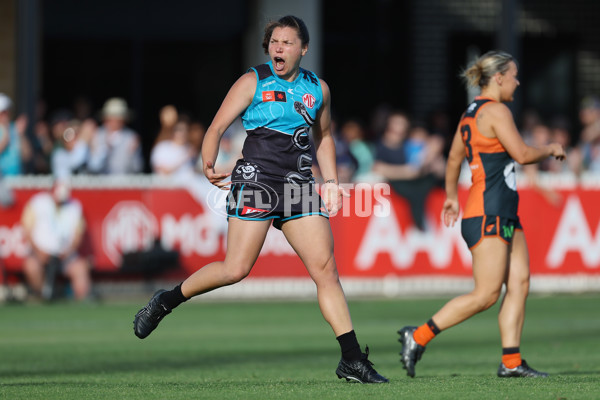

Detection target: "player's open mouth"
[274, 57, 285, 71]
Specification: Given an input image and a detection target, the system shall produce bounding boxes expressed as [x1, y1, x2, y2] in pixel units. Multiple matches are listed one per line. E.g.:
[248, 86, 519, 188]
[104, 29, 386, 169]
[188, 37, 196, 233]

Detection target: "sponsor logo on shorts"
[502, 225, 514, 238]
[241, 206, 269, 215]
[486, 223, 495, 233]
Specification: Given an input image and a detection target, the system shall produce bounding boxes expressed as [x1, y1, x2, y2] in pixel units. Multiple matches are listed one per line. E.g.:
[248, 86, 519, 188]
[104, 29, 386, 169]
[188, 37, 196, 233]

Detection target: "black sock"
[502, 347, 520, 355]
[159, 283, 188, 310]
[427, 318, 441, 335]
[336, 330, 362, 361]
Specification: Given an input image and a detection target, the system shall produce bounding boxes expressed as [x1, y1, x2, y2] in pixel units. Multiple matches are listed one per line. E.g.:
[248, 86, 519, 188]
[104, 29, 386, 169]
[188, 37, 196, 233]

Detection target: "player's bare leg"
[431, 237, 509, 330]
[281, 215, 388, 383]
[496, 230, 547, 377]
[134, 218, 271, 339]
[181, 218, 272, 297]
[281, 215, 351, 335]
[498, 230, 529, 349]
[399, 238, 508, 377]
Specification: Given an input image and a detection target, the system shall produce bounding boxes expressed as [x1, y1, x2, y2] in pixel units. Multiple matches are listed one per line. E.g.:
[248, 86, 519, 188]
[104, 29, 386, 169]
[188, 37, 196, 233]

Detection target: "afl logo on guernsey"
[302, 93, 316, 109]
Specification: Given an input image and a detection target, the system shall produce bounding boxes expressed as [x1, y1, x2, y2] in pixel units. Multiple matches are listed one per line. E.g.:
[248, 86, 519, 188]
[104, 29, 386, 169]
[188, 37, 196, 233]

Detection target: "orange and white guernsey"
[460, 97, 519, 220]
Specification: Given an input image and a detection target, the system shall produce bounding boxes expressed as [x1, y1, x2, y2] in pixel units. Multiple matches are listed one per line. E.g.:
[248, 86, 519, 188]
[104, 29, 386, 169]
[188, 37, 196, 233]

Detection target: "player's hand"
[442, 197, 460, 227]
[322, 182, 350, 216]
[549, 143, 566, 161]
[204, 160, 231, 190]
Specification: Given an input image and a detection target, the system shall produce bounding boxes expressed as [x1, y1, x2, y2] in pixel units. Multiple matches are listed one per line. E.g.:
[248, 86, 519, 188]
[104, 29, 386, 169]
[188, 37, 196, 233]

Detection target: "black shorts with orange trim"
[461, 215, 522, 249]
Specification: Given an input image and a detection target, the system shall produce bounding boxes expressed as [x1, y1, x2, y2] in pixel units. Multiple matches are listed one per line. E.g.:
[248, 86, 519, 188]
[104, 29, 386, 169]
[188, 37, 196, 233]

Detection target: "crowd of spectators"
[2, 91, 600, 301]
[1, 92, 598, 182]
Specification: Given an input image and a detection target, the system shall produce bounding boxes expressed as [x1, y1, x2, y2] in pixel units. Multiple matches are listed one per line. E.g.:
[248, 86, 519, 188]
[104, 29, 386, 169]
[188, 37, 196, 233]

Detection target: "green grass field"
[1, 293, 598, 399]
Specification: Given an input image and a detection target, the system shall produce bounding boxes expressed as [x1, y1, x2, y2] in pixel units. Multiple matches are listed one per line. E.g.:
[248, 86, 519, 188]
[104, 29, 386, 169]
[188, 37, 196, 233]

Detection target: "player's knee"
[473, 290, 501, 311]
[310, 256, 339, 283]
[222, 264, 252, 285]
[507, 276, 530, 297]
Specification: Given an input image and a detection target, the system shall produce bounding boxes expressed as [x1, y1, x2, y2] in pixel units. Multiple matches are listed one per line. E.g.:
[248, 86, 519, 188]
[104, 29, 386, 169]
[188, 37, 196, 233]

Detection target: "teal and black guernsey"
[238, 61, 323, 186]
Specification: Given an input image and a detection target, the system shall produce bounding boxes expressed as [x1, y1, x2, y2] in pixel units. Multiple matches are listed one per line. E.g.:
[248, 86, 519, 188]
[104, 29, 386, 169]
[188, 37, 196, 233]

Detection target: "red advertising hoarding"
[1, 184, 599, 282]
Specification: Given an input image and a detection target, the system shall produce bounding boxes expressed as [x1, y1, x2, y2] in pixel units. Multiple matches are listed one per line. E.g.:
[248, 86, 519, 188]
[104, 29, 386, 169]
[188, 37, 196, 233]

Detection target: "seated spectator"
[24, 99, 53, 174]
[87, 97, 143, 174]
[578, 96, 600, 172]
[21, 179, 92, 301]
[549, 117, 582, 176]
[188, 120, 206, 169]
[153, 104, 179, 147]
[331, 117, 357, 183]
[151, 116, 195, 179]
[51, 118, 96, 179]
[372, 111, 420, 180]
[372, 111, 443, 230]
[340, 118, 373, 182]
[0, 93, 32, 176]
[522, 123, 562, 206]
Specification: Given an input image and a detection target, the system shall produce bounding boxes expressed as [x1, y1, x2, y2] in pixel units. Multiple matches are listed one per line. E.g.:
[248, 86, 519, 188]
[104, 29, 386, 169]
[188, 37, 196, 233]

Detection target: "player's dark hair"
[262, 15, 309, 55]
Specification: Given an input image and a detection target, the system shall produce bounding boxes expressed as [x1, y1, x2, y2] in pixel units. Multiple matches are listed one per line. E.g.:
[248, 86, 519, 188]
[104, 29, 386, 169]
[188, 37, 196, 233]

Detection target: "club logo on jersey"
[235, 163, 260, 180]
[262, 90, 287, 102]
[302, 93, 316, 109]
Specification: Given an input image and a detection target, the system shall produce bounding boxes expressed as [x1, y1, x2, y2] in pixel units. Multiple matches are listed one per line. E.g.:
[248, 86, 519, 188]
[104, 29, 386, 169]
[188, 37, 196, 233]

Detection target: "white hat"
[101, 97, 130, 119]
[0, 93, 12, 112]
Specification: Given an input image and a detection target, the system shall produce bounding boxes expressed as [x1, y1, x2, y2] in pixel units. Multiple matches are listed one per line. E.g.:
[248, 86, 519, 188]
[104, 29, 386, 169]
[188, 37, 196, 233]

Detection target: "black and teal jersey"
[238, 61, 323, 185]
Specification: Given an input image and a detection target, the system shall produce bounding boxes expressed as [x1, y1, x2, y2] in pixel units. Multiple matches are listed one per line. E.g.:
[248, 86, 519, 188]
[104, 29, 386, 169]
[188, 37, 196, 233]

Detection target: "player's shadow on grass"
[0, 349, 343, 378]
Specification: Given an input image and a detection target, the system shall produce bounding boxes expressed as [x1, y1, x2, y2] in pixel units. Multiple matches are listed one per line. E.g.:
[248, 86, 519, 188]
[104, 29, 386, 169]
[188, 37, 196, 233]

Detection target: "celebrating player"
[398, 50, 565, 378]
[133, 15, 388, 384]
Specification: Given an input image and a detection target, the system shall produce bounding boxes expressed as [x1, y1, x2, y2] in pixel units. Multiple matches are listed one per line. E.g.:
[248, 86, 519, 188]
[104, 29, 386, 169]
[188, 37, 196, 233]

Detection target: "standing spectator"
[21, 179, 92, 301]
[87, 98, 143, 174]
[0, 93, 32, 176]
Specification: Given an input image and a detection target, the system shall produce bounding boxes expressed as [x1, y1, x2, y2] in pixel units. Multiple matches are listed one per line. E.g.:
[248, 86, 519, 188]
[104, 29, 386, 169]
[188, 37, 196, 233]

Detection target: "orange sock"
[413, 321, 439, 347]
[502, 352, 522, 369]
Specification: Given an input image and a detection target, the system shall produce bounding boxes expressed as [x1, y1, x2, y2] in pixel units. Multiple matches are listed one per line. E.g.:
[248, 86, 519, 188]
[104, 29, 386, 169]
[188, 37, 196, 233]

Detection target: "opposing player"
[133, 15, 388, 384]
[398, 50, 565, 378]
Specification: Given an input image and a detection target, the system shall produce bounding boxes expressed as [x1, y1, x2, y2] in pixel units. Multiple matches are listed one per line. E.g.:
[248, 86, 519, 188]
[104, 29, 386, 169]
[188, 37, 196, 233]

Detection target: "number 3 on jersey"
[461, 124, 473, 163]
